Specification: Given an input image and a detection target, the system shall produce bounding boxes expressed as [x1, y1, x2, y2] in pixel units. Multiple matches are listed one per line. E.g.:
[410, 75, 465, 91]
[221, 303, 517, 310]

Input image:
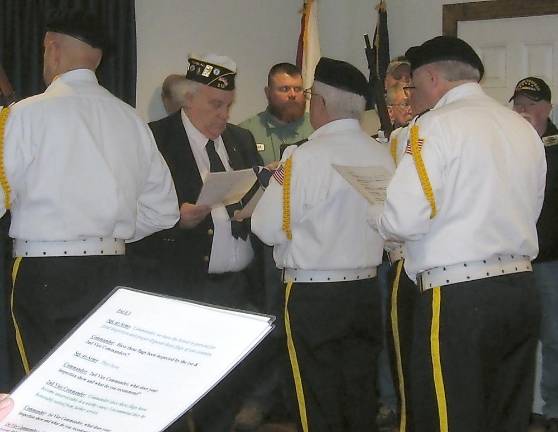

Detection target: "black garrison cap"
[314, 57, 369, 98]
[46, 9, 106, 50]
[405, 36, 484, 81]
[186, 56, 236, 91]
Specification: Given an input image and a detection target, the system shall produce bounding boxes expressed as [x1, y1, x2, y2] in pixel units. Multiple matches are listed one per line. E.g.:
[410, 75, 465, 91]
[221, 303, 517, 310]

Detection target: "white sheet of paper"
[196, 169, 256, 208]
[0, 288, 274, 432]
[232, 187, 264, 221]
[333, 165, 392, 206]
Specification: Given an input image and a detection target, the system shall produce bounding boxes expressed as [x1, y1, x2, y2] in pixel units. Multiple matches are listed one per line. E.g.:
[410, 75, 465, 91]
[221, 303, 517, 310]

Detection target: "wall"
[134, 0, 493, 123]
[317, 0, 379, 74]
[388, 0, 493, 58]
[135, 0, 301, 123]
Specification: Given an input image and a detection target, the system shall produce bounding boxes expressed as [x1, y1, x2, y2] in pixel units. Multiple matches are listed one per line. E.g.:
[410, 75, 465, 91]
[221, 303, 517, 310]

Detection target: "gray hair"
[184, 79, 204, 97]
[386, 82, 406, 105]
[313, 81, 366, 120]
[163, 77, 189, 104]
[431, 60, 481, 82]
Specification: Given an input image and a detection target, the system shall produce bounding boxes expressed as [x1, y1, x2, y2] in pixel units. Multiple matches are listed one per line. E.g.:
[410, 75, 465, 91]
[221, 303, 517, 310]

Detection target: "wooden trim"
[443, 0, 558, 36]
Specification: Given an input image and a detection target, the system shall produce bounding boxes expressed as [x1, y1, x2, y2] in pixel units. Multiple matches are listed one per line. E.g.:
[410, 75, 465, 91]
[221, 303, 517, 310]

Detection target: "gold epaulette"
[0, 107, 11, 209]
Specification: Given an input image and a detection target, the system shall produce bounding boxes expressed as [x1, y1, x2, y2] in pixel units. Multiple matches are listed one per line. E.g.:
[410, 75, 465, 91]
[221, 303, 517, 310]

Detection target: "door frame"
[443, 0, 558, 36]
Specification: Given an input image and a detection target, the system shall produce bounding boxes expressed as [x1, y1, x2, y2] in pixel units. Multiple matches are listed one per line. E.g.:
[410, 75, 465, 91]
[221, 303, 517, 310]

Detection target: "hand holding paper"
[179, 202, 211, 228]
[196, 169, 256, 208]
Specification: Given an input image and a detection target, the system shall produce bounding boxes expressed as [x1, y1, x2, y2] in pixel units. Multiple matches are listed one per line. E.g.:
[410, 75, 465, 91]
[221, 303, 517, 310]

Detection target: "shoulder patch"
[273, 165, 285, 185]
[405, 137, 424, 155]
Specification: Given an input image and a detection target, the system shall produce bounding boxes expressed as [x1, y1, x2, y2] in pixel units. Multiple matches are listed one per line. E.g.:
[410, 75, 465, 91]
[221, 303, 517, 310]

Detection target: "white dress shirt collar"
[434, 82, 484, 109]
[308, 118, 361, 141]
[47, 69, 98, 92]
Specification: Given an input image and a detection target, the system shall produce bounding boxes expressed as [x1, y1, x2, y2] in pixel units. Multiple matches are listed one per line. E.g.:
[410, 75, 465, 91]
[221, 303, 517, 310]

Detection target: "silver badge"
[202, 65, 213, 77]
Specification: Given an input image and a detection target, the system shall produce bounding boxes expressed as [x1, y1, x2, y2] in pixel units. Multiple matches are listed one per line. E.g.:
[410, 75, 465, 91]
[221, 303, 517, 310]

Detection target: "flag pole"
[364, 0, 392, 137]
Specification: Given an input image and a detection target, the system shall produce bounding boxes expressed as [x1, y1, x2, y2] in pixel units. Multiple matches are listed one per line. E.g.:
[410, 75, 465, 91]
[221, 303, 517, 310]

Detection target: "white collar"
[308, 118, 361, 141]
[434, 82, 485, 109]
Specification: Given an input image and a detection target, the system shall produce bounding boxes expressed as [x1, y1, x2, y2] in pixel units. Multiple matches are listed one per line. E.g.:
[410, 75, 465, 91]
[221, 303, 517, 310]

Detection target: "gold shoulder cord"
[409, 123, 437, 218]
[282, 157, 293, 240]
[0, 107, 11, 209]
[389, 136, 398, 165]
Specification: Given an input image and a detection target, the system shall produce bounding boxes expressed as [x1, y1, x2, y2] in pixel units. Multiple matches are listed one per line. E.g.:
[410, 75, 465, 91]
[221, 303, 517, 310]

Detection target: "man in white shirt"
[252, 57, 394, 431]
[375, 36, 546, 432]
[2, 10, 179, 386]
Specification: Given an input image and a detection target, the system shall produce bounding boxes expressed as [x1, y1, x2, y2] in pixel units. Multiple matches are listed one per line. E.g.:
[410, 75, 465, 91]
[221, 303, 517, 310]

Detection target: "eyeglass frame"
[388, 101, 412, 109]
[403, 86, 416, 98]
[303, 88, 321, 100]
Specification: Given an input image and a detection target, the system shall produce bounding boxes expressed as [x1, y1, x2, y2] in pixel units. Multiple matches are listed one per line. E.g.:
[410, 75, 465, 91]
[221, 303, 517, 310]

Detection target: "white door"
[459, 14, 558, 124]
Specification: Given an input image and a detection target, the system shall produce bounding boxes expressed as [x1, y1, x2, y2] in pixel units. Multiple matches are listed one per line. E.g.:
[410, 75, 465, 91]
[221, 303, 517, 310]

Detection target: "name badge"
[256, 143, 265, 151]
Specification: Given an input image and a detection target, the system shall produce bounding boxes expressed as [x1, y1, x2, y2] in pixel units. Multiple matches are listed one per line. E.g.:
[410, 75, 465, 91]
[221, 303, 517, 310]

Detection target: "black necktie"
[206, 139, 226, 172]
[205, 140, 249, 240]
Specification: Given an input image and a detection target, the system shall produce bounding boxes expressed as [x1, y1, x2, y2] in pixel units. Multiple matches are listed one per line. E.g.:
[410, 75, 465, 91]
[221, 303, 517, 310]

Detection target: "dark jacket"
[536, 119, 558, 262]
[128, 111, 262, 289]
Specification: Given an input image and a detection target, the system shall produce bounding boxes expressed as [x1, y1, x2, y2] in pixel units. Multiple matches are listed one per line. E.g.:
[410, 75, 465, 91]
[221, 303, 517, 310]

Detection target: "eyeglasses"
[388, 102, 411, 108]
[403, 86, 416, 98]
[303, 88, 320, 100]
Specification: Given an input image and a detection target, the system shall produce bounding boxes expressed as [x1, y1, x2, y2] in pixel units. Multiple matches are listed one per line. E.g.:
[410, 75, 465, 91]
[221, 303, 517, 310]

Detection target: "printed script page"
[196, 169, 256, 208]
[332, 165, 392, 206]
[0, 288, 273, 432]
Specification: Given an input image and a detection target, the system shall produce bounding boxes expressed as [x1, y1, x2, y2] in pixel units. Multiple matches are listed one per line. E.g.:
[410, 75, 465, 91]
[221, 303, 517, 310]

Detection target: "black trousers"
[8, 255, 130, 388]
[284, 278, 383, 432]
[410, 272, 540, 432]
[386, 259, 417, 432]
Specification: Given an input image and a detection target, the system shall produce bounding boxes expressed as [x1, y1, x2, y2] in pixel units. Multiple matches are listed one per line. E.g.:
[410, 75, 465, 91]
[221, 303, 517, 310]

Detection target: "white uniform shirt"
[377, 82, 546, 278]
[3, 69, 179, 242]
[252, 118, 395, 271]
[181, 111, 253, 273]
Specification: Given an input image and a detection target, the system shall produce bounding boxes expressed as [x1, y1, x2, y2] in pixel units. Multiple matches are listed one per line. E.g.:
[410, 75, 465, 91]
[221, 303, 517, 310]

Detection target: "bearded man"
[239, 63, 313, 167]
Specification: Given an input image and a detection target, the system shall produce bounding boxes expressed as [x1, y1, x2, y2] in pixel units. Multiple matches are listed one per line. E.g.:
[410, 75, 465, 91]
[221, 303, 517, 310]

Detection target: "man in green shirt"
[239, 62, 313, 166]
[233, 63, 313, 430]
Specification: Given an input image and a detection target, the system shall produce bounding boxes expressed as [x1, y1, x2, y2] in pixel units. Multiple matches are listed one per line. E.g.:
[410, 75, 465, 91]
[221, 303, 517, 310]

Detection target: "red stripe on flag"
[405, 138, 424, 155]
[273, 166, 285, 185]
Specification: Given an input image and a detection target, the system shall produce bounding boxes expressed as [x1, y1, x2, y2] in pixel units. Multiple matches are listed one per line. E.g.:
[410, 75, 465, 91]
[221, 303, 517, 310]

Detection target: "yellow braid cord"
[282, 157, 293, 240]
[10, 257, 31, 374]
[410, 124, 437, 218]
[0, 107, 11, 210]
[430, 287, 448, 432]
[389, 136, 398, 165]
[390, 260, 407, 432]
[284, 281, 308, 432]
